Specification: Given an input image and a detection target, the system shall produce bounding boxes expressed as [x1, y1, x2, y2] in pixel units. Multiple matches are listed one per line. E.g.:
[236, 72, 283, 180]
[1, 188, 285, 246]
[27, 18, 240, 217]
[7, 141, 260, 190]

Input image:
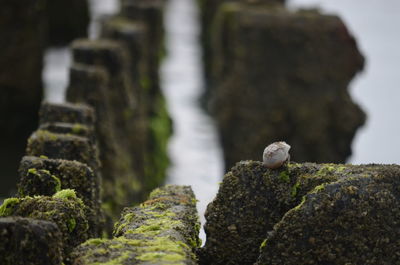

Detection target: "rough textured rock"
[100, 14, 173, 194]
[101, 16, 148, 100]
[0, 0, 45, 197]
[210, 4, 365, 169]
[120, 0, 166, 105]
[255, 169, 400, 264]
[69, 39, 144, 170]
[26, 129, 99, 174]
[0, 190, 90, 263]
[198, 0, 285, 89]
[17, 156, 101, 237]
[46, 0, 90, 46]
[68, 37, 172, 216]
[71, 185, 200, 265]
[0, 217, 63, 265]
[67, 57, 145, 218]
[200, 161, 400, 265]
[39, 102, 95, 127]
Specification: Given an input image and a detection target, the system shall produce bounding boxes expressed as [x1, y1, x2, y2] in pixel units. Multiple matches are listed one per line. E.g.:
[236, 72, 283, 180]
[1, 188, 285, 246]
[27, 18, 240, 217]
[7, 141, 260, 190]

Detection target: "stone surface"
[72, 185, 200, 265]
[68, 37, 172, 217]
[200, 161, 400, 265]
[120, 0, 166, 106]
[67, 61, 145, 219]
[18, 156, 101, 237]
[255, 169, 400, 264]
[0, 217, 63, 265]
[26, 129, 99, 173]
[39, 102, 95, 127]
[101, 16, 148, 98]
[0, 190, 90, 262]
[0, 0, 45, 197]
[46, 0, 90, 46]
[210, 4, 365, 169]
[198, 0, 285, 92]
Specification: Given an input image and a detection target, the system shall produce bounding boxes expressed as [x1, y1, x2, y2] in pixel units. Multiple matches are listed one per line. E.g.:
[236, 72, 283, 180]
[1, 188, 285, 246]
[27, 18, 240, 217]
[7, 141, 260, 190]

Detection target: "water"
[161, 0, 224, 242]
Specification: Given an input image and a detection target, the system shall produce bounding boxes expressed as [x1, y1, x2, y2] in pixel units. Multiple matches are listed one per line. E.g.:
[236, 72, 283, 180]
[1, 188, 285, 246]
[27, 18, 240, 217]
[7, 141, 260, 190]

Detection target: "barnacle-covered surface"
[0, 217, 63, 265]
[72, 185, 200, 265]
[200, 161, 400, 265]
[18, 156, 101, 237]
[0, 190, 90, 263]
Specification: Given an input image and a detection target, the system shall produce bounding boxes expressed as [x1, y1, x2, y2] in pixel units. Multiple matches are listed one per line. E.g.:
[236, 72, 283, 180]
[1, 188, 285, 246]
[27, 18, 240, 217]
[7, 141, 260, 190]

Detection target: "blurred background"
[1, 0, 399, 241]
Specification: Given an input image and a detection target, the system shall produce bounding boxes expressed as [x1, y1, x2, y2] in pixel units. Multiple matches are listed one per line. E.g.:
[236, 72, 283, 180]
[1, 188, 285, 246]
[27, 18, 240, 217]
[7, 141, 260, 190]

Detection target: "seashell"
[263, 141, 291, 169]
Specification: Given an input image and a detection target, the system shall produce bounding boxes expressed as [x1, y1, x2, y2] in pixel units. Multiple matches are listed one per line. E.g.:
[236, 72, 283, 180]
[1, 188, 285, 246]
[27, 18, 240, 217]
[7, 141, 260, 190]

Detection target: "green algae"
[0, 198, 20, 217]
[68, 218, 77, 232]
[278, 171, 290, 183]
[53, 189, 77, 200]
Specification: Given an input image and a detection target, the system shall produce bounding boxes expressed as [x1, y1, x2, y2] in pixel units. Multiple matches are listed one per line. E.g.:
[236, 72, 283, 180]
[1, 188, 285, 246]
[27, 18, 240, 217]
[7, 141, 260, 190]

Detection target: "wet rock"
[17, 156, 101, 237]
[102, 6, 173, 195]
[68, 38, 171, 216]
[67, 61, 145, 218]
[120, 0, 166, 103]
[0, 0, 46, 197]
[201, 161, 400, 265]
[46, 0, 90, 46]
[198, 0, 285, 91]
[0, 216, 63, 265]
[210, 5, 366, 169]
[39, 101, 95, 127]
[72, 185, 200, 265]
[26, 129, 99, 173]
[255, 166, 400, 264]
[70, 39, 143, 164]
[101, 16, 148, 97]
[0, 190, 90, 262]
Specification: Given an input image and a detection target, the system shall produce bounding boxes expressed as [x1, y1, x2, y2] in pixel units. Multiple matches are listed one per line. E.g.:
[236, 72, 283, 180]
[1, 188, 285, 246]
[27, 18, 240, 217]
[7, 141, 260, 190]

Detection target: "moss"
[0, 198, 20, 217]
[68, 218, 77, 232]
[52, 175, 62, 193]
[72, 123, 86, 134]
[260, 239, 268, 250]
[145, 95, 172, 191]
[310, 183, 326, 193]
[126, 218, 182, 237]
[316, 164, 346, 177]
[53, 189, 77, 200]
[84, 238, 109, 246]
[290, 182, 300, 197]
[28, 168, 38, 175]
[278, 171, 290, 183]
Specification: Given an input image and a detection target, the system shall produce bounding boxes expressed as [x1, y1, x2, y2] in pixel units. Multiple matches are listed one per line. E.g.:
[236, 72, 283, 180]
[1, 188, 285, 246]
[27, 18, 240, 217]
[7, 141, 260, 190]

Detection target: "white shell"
[262, 141, 291, 169]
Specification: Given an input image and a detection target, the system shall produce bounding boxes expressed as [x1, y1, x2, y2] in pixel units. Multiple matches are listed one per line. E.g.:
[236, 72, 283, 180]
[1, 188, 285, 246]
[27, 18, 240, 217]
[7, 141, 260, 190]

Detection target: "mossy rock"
[39, 102, 95, 127]
[18, 156, 102, 237]
[256, 168, 400, 264]
[72, 185, 200, 265]
[0, 217, 63, 265]
[200, 161, 400, 265]
[26, 129, 99, 174]
[0, 190, 89, 262]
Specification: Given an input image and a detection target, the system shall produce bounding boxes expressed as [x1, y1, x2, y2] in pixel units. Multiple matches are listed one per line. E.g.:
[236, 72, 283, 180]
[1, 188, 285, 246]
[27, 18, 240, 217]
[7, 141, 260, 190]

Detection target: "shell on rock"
[262, 141, 291, 169]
